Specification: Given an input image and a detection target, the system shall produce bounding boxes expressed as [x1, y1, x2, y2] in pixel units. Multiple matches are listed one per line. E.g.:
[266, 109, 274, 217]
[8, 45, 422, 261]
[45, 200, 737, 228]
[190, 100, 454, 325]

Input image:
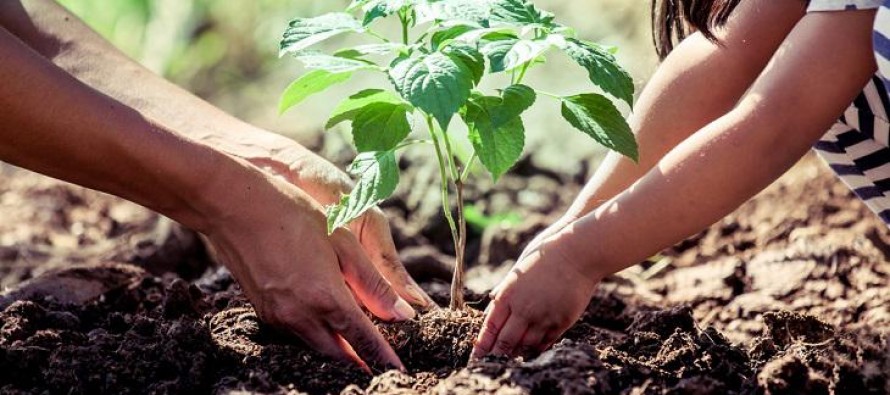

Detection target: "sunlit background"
[56, 0, 659, 171]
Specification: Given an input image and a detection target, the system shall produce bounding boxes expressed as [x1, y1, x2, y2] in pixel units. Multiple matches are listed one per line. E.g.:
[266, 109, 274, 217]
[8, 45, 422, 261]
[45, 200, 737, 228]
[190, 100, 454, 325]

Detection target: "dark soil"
[2, 153, 890, 394]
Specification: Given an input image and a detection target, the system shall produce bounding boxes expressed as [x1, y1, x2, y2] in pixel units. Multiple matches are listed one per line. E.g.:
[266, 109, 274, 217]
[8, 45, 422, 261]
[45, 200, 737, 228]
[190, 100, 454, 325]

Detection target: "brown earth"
[1, 152, 889, 394]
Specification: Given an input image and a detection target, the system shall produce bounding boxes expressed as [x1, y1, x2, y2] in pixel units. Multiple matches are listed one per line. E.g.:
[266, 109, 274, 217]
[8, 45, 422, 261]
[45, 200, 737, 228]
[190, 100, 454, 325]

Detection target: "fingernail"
[393, 298, 416, 320]
[405, 285, 429, 306]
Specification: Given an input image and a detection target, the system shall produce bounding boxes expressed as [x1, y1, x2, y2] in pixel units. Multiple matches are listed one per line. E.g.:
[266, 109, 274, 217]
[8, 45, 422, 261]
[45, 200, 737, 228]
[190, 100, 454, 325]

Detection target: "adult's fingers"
[516, 328, 546, 358]
[353, 211, 436, 308]
[471, 299, 510, 359]
[327, 305, 405, 372]
[291, 319, 360, 366]
[332, 230, 416, 322]
[489, 316, 528, 357]
[537, 329, 562, 354]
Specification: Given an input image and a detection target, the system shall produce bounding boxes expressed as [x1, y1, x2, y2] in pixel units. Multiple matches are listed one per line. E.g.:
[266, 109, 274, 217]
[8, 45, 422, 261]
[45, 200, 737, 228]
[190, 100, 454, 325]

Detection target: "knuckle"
[493, 339, 514, 354]
[379, 252, 405, 271]
[346, 330, 384, 361]
[308, 295, 342, 318]
[322, 306, 352, 330]
[369, 276, 396, 301]
[492, 288, 514, 303]
[483, 318, 502, 334]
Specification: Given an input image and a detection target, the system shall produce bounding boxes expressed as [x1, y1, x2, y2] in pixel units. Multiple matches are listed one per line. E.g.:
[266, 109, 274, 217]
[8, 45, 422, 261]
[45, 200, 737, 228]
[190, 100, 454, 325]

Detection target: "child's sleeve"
[807, 0, 883, 12]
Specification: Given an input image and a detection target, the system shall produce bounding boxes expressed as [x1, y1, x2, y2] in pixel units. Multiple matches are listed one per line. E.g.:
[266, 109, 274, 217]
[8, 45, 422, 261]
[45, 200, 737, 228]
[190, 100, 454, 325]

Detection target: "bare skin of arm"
[0, 0, 430, 371]
[520, 0, 807, 260]
[474, 9, 878, 358]
[0, 0, 435, 311]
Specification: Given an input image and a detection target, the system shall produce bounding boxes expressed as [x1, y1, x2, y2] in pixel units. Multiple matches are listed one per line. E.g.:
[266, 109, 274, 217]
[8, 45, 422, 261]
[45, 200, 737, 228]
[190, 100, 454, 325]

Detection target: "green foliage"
[327, 90, 414, 152]
[277, 0, 639, 234]
[560, 38, 634, 106]
[280, 13, 364, 56]
[561, 94, 638, 161]
[464, 205, 522, 231]
[326, 151, 400, 232]
[389, 51, 478, 130]
[489, 0, 555, 26]
[461, 85, 535, 180]
[278, 70, 354, 114]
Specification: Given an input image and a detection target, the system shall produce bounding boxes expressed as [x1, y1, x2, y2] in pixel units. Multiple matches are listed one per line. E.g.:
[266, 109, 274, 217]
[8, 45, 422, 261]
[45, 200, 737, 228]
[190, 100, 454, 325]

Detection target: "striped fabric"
[806, 0, 883, 12]
[808, 0, 890, 225]
[876, 3, 890, 85]
[814, 78, 890, 223]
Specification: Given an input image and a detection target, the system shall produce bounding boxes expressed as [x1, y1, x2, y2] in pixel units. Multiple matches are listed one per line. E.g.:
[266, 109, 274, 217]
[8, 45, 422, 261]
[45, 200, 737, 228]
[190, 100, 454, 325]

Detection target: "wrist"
[126, 122, 263, 234]
[143, 138, 249, 234]
[548, 224, 611, 285]
[200, 127, 352, 206]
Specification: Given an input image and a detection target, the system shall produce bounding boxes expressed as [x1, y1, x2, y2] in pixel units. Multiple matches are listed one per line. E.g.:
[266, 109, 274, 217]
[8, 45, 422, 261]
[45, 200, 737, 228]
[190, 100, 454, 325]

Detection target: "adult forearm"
[0, 0, 293, 159]
[0, 27, 235, 231]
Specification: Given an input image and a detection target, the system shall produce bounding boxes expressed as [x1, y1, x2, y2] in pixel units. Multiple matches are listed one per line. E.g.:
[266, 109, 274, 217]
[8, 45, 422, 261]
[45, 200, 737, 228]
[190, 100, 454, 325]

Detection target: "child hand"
[471, 230, 602, 358]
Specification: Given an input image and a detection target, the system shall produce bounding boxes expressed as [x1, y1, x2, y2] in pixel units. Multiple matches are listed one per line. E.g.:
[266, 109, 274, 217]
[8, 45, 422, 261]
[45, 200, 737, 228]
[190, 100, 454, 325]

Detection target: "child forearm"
[559, 10, 877, 281]
[561, 0, 806, 223]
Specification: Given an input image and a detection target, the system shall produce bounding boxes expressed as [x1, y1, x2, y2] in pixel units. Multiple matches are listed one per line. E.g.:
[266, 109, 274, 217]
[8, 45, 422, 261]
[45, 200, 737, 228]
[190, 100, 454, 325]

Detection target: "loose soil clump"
[2, 155, 890, 394]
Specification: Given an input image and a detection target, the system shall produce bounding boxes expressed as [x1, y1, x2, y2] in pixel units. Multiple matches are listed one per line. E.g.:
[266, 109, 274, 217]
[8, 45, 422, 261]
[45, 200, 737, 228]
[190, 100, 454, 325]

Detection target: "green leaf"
[326, 151, 399, 233]
[389, 51, 476, 129]
[489, 0, 555, 26]
[441, 43, 485, 85]
[560, 38, 634, 106]
[334, 43, 407, 60]
[461, 85, 536, 180]
[450, 26, 516, 43]
[481, 36, 550, 73]
[347, 0, 375, 12]
[561, 93, 638, 161]
[430, 24, 476, 50]
[416, 0, 491, 26]
[278, 70, 354, 114]
[359, 0, 412, 26]
[294, 52, 381, 73]
[350, 103, 412, 152]
[280, 13, 363, 56]
[464, 204, 522, 231]
[327, 90, 413, 152]
[498, 84, 537, 119]
[327, 89, 408, 127]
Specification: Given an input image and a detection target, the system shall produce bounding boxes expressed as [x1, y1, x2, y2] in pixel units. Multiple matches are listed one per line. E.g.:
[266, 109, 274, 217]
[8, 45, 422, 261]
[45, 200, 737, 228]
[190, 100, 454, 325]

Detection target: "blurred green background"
[57, 0, 658, 170]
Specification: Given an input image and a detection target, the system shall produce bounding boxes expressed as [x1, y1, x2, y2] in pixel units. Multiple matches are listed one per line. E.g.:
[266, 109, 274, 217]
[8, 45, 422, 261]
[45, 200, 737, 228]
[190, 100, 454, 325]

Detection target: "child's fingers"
[472, 299, 510, 359]
[489, 316, 528, 357]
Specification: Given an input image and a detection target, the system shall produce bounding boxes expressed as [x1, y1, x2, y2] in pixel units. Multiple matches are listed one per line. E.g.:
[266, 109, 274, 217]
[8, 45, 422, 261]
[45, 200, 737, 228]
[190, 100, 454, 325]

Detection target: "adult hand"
[203, 161, 415, 371]
[214, 129, 436, 309]
[471, 230, 601, 359]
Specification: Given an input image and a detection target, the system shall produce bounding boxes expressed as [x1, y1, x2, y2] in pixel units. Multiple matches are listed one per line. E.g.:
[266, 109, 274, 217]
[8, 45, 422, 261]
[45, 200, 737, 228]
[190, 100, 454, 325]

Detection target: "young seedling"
[278, 0, 638, 310]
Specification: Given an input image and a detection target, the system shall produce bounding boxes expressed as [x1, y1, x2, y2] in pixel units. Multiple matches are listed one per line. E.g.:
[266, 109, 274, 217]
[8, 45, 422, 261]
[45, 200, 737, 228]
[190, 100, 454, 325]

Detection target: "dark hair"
[651, 0, 743, 60]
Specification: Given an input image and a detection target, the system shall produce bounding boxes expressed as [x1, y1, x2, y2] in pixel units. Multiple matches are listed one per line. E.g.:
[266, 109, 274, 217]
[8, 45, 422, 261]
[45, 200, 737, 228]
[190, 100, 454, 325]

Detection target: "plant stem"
[399, 12, 410, 44]
[451, 177, 467, 309]
[440, 125, 461, 181]
[426, 116, 463, 309]
[460, 153, 477, 182]
[366, 30, 390, 43]
[515, 62, 531, 85]
[438, 125, 469, 310]
[536, 90, 562, 99]
[394, 138, 431, 151]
